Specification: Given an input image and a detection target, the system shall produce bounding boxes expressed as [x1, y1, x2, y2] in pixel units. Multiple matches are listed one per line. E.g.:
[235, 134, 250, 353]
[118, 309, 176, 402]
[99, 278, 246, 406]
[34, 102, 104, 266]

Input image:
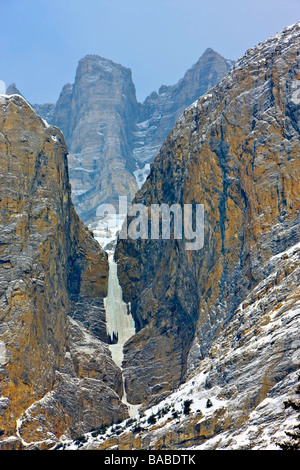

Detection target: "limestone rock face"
[133, 48, 234, 167]
[115, 22, 300, 407]
[0, 95, 127, 448]
[50, 55, 140, 222]
[31, 50, 233, 224]
[5, 83, 24, 99]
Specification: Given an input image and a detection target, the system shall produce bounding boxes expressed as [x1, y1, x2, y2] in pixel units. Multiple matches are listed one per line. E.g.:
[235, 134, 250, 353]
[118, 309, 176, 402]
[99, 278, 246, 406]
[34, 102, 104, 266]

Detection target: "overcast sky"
[1, 0, 300, 104]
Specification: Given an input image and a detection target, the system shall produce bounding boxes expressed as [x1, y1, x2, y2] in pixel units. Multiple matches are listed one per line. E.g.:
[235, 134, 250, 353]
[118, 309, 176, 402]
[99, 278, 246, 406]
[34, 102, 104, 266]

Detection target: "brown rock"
[0, 95, 127, 445]
[115, 22, 300, 406]
[31, 51, 233, 224]
[52, 55, 140, 222]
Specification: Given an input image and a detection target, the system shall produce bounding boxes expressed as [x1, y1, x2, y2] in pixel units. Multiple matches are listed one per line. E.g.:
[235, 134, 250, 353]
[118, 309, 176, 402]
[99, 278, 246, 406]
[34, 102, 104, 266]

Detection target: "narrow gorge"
[0, 20, 299, 451]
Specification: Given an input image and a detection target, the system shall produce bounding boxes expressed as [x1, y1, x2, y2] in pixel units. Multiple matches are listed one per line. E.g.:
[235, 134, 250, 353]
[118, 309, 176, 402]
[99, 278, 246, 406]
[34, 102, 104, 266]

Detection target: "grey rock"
[31, 50, 233, 224]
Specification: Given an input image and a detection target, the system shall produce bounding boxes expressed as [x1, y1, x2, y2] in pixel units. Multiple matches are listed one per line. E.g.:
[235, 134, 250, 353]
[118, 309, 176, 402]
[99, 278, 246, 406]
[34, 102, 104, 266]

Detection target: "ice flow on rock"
[104, 254, 135, 368]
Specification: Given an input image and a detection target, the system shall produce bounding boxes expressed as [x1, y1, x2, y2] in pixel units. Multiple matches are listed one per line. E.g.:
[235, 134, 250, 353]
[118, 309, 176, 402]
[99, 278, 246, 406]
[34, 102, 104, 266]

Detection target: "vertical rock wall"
[115, 22, 300, 406]
[0, 95, 127, 448]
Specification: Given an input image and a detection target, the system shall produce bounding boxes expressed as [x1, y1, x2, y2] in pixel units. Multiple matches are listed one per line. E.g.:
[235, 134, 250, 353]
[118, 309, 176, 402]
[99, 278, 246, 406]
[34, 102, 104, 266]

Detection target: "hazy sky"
[1, 0, 300, 104]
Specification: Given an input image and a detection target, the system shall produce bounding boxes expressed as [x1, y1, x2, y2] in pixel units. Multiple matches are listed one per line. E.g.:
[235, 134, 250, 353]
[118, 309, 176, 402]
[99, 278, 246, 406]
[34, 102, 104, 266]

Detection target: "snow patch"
[291, 79, 300, 105]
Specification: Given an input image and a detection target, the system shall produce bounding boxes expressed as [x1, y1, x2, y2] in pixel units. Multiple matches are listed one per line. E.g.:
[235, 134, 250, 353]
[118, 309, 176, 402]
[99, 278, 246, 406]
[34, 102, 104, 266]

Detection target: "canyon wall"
[0, 95, 128, 449]
[115, 22, 300, 407]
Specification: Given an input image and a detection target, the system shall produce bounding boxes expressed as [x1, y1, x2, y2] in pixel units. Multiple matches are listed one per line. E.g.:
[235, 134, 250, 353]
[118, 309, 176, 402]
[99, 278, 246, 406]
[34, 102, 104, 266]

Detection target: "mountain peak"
[5, 82, 24, 98]
[77, 54, 132, 75]
[114, 20, 300, 447]
[202, 47, 218, 55]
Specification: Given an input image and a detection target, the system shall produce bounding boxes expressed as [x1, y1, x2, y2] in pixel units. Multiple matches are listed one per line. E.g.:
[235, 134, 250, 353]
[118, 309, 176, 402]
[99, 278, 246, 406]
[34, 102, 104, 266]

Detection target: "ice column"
[104, 254, 135, 368]
[104, 254, 140, 417]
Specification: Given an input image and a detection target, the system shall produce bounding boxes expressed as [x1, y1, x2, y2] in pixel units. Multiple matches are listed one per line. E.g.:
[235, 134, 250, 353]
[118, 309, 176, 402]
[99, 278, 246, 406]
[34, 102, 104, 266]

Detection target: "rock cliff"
[54, 56, 140, 222]
[24, 50, 233, 224]
[58, 21, 300, 452]
[0, 95, 128, 449]
[115, 20, 300, 416]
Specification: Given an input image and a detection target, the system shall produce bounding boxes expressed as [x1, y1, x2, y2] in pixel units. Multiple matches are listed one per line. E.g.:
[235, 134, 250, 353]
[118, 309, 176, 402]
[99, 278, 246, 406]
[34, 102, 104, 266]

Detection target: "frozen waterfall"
[93, 212, 140, 417]
[103, 254, 140, 417]
[104, 254, 135, 368]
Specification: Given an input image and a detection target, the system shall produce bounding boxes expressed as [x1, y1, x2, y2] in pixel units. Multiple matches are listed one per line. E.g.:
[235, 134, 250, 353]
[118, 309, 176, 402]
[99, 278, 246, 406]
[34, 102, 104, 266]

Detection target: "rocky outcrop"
[44, 56, 140, 223]
[3, 20, 299, 452]
[28, 50, 233, 224]
[0, 95, 127, 449]
[115, 21, 300, 411]
[62, 56, 140, 222]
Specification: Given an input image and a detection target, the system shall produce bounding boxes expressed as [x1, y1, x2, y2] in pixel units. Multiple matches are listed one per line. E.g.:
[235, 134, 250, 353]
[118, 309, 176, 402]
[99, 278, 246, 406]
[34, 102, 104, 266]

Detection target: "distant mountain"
[8, 49, 233, 223]
[133, 48, 234, 167]
[5, 82, 24, 98]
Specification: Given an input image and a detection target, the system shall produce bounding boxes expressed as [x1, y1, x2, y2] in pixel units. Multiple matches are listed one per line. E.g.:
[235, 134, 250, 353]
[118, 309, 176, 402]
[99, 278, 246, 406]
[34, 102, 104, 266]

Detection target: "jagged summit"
[27, 47, 232, 223]
[78, 53, 131, 68]
[5, 82, 24, 98]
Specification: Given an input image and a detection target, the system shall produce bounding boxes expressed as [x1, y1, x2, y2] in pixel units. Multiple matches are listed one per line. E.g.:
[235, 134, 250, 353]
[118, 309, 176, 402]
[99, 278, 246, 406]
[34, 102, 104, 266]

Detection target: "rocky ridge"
[112, 20, 300, 439]
[0, 95, 128, 449]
